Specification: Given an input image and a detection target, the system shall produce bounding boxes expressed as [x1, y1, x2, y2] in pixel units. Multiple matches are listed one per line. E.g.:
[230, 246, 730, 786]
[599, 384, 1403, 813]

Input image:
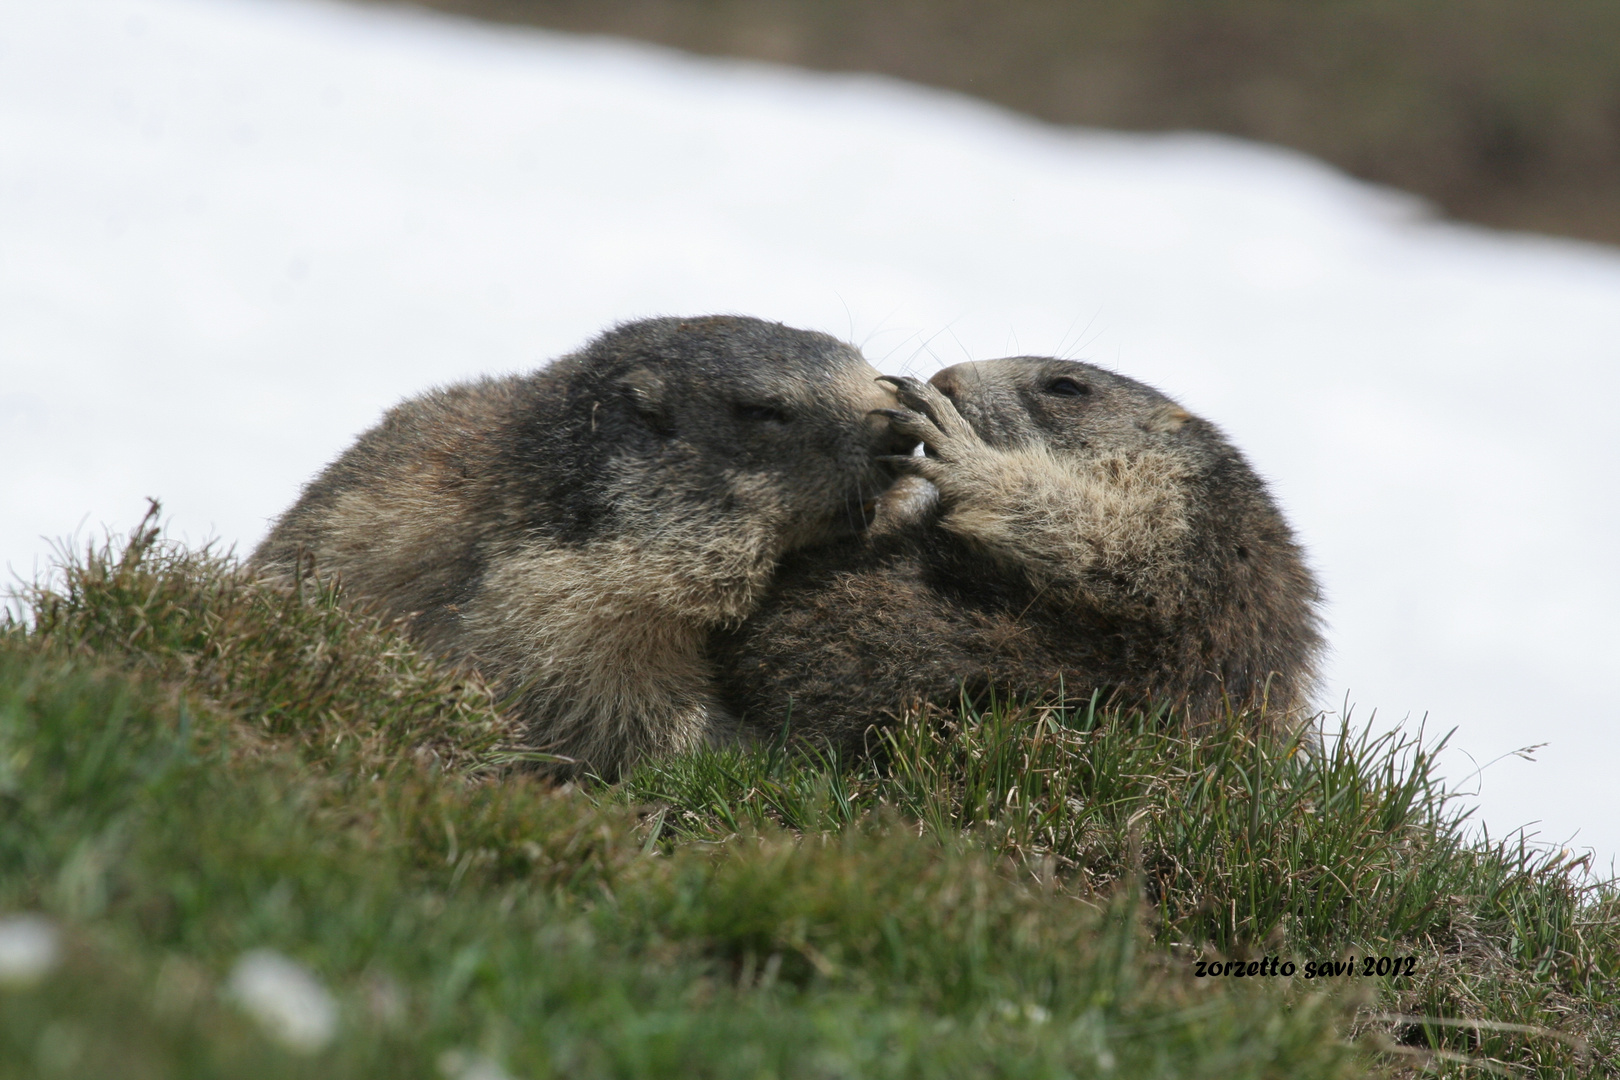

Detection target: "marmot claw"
[874, 376, 979, 452]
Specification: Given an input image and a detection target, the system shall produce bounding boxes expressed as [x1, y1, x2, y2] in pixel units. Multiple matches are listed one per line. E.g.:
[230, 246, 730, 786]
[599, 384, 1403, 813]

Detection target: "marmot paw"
[873, 376, 980, 458]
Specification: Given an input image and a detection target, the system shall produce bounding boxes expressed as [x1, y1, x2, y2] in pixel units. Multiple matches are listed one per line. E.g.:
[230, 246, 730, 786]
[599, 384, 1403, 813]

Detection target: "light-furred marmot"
[250, 316, 910, 777]
[713, 357, 1323, 751]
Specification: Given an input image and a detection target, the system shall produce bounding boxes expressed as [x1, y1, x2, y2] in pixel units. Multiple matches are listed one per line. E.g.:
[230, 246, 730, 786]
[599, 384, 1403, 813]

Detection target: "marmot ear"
[617, 366, 674, 436]
[1143, 404, 1192, 434]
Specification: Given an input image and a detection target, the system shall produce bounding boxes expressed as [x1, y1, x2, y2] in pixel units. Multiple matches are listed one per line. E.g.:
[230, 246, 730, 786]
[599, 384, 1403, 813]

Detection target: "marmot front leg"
[876, 376, 1192, 617]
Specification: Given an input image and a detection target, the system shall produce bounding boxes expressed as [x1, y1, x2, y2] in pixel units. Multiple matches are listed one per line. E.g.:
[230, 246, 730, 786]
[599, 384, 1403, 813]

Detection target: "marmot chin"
[714, 358, 1323, 751]
[250, 316, 909, 777]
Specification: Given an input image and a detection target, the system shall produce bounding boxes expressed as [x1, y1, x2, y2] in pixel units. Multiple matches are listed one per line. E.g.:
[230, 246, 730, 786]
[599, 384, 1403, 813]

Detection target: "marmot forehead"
[933, 356, 1171, 402]
[557, 315, 892, 427]
[930, 356, 1192, 451]
[587, 315, 867, 386]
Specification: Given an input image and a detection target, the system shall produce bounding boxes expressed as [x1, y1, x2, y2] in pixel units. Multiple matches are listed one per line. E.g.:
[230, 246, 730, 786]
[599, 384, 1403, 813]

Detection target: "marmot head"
[927, 357, 1205, 460]
[923, 356, 1321, 713]
[535, 316, 911, 552]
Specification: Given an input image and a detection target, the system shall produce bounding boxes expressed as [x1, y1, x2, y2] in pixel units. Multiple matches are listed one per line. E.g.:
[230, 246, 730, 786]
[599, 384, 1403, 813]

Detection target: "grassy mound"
[2, 512, 1614, 1077]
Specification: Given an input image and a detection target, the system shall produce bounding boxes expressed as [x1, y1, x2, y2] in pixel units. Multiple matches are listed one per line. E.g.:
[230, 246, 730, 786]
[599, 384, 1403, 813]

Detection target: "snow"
[4, 0, 1617, 866]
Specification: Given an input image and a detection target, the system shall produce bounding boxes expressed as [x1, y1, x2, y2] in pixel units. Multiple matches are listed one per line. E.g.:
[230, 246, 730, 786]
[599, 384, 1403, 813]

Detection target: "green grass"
[2, 511, 1614, 1077]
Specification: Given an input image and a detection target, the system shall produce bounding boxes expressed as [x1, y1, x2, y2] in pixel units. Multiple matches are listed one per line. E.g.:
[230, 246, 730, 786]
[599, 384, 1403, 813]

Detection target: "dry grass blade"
[1368, 1013, 1590, 1061]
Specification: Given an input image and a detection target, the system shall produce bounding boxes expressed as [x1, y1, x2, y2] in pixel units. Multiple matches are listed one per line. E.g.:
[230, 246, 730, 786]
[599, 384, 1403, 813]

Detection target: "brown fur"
[713, 357, 1324, 752]
[250, 316, 908, 777]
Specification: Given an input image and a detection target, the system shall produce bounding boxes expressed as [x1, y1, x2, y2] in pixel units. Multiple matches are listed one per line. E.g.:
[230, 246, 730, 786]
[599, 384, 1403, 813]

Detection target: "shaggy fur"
[250, 315, 908, 777]
[713, 358, 1324, 752]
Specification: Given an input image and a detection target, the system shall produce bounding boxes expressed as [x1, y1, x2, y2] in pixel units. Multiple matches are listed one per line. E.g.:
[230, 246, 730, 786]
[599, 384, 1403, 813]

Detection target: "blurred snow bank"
[2, 0, 1617, 865]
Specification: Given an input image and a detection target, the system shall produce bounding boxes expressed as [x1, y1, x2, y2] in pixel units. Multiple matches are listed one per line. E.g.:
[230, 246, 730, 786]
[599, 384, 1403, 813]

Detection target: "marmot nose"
[929, 369, 961, 401]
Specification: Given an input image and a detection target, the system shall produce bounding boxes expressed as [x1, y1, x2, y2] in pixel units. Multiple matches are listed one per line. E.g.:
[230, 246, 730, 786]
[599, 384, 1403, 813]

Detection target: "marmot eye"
[734, 402, 791, 423]
[1044, 377, 1091, 397]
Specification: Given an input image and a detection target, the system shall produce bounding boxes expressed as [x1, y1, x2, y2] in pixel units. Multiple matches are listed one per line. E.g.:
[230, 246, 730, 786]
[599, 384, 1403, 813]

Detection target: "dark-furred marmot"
[713, 357, 1323, 751]
[250, 316, 910, 776]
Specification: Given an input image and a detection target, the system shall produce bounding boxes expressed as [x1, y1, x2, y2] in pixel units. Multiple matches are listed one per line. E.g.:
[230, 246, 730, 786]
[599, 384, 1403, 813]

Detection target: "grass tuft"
[9, 502, 526, 776]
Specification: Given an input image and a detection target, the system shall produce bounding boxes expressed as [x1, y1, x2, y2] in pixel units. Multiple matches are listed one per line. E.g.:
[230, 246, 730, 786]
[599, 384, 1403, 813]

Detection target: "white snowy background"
[4, 0, 1617, 865]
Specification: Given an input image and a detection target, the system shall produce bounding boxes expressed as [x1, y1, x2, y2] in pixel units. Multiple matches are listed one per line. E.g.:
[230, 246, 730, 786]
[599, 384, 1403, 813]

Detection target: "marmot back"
[713, 357, 1323, 751]
[251, 315, 909, 777]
